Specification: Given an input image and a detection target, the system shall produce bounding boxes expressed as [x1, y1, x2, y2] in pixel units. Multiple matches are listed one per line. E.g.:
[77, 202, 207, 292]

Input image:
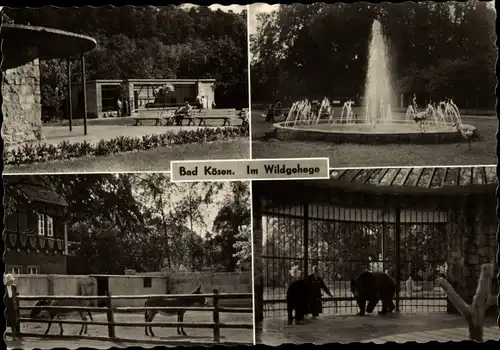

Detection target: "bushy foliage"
[251, 2, 496, 108]
[4, 126, 249, 166]
[5, 6, 249, 115]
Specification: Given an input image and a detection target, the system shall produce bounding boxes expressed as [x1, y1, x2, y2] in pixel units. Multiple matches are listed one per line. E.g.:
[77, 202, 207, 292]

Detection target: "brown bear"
[351, 271, 396, 316]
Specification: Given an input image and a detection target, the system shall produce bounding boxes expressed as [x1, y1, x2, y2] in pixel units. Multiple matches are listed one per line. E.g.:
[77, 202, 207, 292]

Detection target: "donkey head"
[189, 282, 207, 306]
[29, 299, 52, 319]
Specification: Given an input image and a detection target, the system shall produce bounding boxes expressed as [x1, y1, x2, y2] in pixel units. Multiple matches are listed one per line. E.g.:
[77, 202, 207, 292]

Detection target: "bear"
[351, 271, 396, 316]
[286, 278, 315, 325]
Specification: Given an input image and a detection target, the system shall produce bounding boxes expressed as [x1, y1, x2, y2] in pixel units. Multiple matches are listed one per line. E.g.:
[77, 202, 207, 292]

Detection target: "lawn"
[4, 138, 249, 173]
[251, 110, 497, 167]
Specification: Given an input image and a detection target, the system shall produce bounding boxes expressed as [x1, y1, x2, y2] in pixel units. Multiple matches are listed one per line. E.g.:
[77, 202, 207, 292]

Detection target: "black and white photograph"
[3, 173, 253, 348]
[252, 166, 499, 344]
[249, 2, 496, 167]
[2, 5, 249, 174]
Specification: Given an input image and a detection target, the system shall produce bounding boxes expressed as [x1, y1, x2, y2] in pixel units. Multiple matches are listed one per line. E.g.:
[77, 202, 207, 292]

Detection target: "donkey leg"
[177, 313, 182, 335]
[148, 312, 157, 337]
[44, 321, 52, 335]
[78, 312, 86, 335]
[59, 321, 64, 336]
[180, 312, 187, 336]
[144, 311, 150, 336]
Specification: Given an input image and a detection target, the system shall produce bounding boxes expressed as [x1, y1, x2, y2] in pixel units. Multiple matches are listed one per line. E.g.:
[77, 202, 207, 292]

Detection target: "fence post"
[14, 292, 21, 334]
[212, 289, 220, 343]
[105, 292, 116, 338]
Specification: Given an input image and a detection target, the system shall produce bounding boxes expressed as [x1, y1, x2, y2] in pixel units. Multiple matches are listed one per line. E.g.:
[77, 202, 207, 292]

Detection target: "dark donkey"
[29, 281, 95, 335]
[144, 283, 208, 337]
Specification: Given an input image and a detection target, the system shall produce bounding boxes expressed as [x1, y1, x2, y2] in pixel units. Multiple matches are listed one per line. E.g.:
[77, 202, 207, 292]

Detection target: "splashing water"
[364, 20, 395, 125]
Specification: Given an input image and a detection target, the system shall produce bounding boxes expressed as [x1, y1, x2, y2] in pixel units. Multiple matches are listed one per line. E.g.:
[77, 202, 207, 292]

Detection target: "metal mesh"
[261, 199, 449, 317]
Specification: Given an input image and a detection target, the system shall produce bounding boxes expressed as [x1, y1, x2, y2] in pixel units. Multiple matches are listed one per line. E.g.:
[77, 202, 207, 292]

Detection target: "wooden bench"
[134, 108, 175, 126]
[196, 109, 236, 126]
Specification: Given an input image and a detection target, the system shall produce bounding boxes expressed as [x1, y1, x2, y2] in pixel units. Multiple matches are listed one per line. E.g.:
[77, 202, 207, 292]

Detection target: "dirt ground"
[257, 312, 499, 345]
[8, 311, 253, 348]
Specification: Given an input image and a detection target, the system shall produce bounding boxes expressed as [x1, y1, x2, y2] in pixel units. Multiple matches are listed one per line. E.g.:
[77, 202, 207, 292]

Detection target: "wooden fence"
[11, 289, 253, 345]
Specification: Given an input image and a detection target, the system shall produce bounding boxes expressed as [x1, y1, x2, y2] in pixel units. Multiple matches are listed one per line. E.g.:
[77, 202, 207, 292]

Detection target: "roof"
[2, 24, 97, 70]
[4, 176, 68, 207]
[79, 78, 216, 85]
[254, 166, 497, 199]
[329, 166, 497, 188]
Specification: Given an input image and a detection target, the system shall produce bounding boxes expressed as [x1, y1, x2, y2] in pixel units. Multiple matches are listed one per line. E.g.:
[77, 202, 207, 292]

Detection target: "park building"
[69, 78, 216, 118]
[4, 176, 71, 275]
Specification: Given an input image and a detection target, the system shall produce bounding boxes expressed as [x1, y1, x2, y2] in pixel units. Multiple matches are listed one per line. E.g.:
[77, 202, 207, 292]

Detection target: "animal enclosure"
[11, 290, 253, 346]
[253, 167, 497, 319]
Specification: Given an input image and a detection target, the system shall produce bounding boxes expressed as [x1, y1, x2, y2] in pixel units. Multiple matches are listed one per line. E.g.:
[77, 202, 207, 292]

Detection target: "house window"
[47, 216, 54, 237]
[37, 213, 54, 236]
[37, 213, 45, 236]
[8, 266, 22, 275]
[143, 277, 152, 288]
[27, 266, 40, 274]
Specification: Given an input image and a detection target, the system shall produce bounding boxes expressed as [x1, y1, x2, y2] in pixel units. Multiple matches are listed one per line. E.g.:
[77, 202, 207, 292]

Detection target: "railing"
[13, 289, 253, 345]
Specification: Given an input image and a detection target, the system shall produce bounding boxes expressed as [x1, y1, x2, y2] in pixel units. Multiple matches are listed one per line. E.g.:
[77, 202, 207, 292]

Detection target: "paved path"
[361, 326, 499, 343]
[257, 313, 499, 345]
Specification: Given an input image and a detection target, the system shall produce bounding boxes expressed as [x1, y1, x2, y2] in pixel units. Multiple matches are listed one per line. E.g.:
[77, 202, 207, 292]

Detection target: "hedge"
[5, 126, 249, 166]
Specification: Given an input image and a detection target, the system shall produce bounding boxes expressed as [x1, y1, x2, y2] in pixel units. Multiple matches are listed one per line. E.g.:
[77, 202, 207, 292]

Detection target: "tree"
[211, 181, 251, 272]
[5, 6, 249, 113]
[250, 2, 496, 109]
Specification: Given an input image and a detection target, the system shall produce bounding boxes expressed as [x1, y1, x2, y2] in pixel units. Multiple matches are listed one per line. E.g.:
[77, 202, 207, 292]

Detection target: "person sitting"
[238, 109, 248, 127]
[174, 102, 192, 126]
[265, 104, 275, 123]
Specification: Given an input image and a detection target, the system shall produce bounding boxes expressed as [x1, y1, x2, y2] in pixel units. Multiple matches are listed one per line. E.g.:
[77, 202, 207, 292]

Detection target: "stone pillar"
[2, 51, 43, 146]
[95, 83, 103, 117]
[252, 190, 264, 342]
[121, 80, 135, 114]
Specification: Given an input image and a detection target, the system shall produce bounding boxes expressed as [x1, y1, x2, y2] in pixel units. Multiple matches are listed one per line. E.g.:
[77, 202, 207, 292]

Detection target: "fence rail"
[14, 289, 253, 345]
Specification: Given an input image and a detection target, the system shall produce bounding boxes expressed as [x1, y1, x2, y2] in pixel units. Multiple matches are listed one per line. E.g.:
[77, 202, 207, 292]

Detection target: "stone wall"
[14, 271, 252, 308]
[446, 194, 497, 316]
[2, 54, 43, 146]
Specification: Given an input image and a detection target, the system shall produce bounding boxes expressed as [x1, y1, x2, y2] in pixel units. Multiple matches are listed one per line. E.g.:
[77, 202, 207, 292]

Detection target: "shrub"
[4, 125, 249, 166]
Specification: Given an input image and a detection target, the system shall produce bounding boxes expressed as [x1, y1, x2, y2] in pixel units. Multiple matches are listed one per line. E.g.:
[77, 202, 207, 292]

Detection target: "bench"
[196, 109, 236, 126]
[134, 108, 175, 126]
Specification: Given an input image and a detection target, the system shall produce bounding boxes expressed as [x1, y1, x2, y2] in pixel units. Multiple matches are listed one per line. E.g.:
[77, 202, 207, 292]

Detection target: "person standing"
[4, 273, 19, 340]
[116, 98, 123, 118]
[306, 266, 332, 319]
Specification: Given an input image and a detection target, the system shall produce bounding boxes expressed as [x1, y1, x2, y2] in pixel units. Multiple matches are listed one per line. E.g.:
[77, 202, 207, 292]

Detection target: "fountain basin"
[273, 120, 474, 145]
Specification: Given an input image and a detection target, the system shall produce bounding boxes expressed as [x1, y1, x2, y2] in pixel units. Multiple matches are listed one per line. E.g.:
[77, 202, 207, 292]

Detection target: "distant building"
[4, 176, 69, 274]
[70, 78, 216, 118]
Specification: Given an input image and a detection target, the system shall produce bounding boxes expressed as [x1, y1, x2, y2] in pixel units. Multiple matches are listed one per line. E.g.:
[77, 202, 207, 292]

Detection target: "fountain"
[274, 20, 476, 144]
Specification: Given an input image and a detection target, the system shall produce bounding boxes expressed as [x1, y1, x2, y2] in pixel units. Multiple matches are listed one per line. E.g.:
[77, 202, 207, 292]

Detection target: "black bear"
[286, 278, 314, 325]
[351, 271, 396, 316]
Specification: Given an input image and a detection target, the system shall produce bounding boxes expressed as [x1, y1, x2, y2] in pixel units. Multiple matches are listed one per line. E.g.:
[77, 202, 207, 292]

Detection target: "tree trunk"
[437, 263, 494, 342]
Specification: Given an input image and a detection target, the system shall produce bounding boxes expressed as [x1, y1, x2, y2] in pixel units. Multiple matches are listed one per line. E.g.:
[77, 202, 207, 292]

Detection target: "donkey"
[30, 298, 94, 335]
[144, 283, 208, 337]
[29, 281, 95, 336]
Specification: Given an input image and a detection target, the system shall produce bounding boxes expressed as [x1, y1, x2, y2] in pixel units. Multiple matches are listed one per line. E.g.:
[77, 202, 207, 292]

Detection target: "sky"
[248, 3, 280, 36]
[180, 4, 247, 14]
[131, 177, 236, 237]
